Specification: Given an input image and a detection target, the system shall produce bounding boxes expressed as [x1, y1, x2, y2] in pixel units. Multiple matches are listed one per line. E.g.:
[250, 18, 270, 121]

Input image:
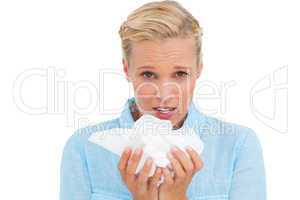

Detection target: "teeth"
[159, 110, 169, 113]
[157, 108, 171, 111]
[155, 107, 175, 113]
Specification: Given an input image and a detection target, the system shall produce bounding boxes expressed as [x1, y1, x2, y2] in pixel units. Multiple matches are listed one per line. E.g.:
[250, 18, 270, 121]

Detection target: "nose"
[157, 81, 180, 103]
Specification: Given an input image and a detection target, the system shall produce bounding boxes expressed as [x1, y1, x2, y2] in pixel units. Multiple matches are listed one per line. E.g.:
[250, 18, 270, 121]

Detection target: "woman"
[60, 1, 266, 200]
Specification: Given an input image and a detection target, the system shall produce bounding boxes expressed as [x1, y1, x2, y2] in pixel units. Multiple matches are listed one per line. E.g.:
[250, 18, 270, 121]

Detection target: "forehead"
[130, 37, 197, 68]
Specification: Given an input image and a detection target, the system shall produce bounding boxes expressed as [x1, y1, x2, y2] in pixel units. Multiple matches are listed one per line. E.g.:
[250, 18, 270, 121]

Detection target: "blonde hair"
[119, 0, 203, 65]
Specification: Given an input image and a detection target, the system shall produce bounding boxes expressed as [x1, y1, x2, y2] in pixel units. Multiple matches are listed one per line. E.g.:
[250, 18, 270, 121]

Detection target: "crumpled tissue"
[88, 114, 204, 183]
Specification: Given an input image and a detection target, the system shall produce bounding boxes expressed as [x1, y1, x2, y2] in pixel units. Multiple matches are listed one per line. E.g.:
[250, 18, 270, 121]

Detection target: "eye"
[141, 71, 155, 79]
[175, 71, 189, 77]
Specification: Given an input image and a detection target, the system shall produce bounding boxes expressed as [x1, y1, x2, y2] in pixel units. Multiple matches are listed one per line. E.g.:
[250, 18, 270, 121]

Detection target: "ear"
[122, 58, 131, 82]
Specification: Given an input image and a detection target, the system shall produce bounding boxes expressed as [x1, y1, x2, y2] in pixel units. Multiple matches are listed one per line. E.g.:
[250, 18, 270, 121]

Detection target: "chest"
[86, 143, 233, 200]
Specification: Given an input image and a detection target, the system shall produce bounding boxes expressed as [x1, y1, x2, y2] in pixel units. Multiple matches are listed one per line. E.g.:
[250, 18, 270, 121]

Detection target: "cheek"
[177, 79, 197, 109]
[178, 78, 197, 96]
[133, 82, 158, 96]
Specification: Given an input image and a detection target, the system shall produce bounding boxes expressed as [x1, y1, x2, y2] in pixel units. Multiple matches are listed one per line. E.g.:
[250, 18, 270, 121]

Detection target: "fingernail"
[124, 146, 131, 153]
[171, 146, 179, 153]
[167, 152, 173, 159]
[157, 167, 161, 173]
[146, 158, 153, 165]
[135, 147, 142, 155]
[186, 146, 193, 152]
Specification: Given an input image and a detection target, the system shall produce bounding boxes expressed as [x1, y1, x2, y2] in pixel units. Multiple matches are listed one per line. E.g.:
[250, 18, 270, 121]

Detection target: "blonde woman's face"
[123, 37, 202, 127]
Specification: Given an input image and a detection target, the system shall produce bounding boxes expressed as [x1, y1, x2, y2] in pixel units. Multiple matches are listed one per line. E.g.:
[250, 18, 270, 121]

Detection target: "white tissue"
[88, 114, 204, 179]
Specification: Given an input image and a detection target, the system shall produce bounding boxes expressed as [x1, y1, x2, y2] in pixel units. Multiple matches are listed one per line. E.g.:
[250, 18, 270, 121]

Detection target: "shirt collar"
[118, 96, 207, 135]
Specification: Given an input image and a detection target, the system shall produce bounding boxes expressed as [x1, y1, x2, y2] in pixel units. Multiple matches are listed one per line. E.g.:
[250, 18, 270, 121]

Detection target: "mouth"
[152, 106, 178, 120]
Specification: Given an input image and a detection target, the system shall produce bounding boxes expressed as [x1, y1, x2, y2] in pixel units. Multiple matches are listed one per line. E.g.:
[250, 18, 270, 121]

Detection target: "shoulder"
[62, 117, 121, 153]
[195, 111, 262, 153]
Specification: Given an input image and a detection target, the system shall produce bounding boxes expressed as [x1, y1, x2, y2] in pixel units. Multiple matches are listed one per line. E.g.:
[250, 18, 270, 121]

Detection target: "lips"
[153, 106, 177, 120]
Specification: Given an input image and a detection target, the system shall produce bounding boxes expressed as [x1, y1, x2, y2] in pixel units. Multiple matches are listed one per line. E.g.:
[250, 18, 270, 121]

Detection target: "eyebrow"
[137, 65, 155, 69]
[137, 65, 191, 70]
[174, 65, 191, 70]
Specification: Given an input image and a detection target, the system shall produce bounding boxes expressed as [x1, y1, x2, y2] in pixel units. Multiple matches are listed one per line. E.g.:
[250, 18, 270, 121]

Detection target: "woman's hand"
[118, 147, 162, 200]
[159, 146, 204, 200]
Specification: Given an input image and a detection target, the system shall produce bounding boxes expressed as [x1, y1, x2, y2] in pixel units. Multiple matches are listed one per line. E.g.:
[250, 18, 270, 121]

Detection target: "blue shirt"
[60, 97, 266, 200]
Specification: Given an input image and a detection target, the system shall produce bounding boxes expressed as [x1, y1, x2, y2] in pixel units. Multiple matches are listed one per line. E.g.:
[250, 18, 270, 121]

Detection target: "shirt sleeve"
[60, 130, 92, 200]
[229, 129, 267, 200]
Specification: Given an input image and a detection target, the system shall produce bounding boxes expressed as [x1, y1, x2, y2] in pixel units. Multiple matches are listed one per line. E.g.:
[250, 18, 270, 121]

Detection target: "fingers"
[148, 167, 162, 190]
[186, 146, 204, 172]
[167, 151, 185, 179]
[137, 157, 153, 183]
[118, 147, 132, 173]
[126, 147, 143, 177]
[167, 163, 173, 171]
[170, 146, 194, 175]
[162, 167, 174, 185]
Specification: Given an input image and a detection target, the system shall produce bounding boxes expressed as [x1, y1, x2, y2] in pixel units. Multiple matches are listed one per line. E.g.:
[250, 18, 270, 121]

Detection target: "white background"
[0, 0, 298, 199]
